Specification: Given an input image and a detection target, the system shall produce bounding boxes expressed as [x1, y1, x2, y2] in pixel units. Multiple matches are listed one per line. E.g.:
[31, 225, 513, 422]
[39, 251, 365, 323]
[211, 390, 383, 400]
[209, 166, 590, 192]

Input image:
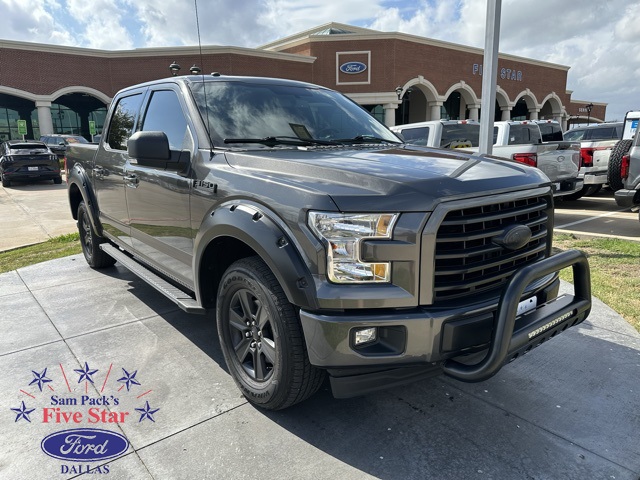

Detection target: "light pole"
[585, 103, 593, 126]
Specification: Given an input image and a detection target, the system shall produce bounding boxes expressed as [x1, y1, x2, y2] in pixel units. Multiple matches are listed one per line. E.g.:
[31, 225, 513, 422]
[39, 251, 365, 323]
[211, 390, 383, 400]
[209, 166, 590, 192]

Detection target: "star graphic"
[74, 362, 99, 384]
[11, 401, 36, 423]
[135, 401, 160, 423]
[117, 368, 141, 391]
[29, 368, 52, 392]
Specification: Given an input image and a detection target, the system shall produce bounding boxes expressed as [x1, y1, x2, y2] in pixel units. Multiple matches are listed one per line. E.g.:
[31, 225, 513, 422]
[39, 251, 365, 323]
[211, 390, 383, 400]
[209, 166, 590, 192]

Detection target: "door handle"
[124, 173, 139, 187]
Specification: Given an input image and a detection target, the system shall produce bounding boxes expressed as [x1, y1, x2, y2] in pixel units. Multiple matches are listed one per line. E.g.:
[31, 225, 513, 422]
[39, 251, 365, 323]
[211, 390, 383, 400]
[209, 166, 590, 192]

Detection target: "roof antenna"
[193, 0, 214, 157]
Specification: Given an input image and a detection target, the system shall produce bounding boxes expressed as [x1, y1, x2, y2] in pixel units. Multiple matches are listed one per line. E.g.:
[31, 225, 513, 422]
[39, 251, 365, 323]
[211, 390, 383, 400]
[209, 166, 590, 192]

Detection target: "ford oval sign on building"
[41, 428, 129, 462]
[340, 62, 367, 74]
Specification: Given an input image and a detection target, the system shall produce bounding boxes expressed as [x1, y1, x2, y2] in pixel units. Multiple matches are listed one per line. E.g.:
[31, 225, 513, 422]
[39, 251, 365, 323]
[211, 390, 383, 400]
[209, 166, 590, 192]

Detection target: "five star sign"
[11, 401, 35, 423]
[135, 401, 160, 423]
[74, 362, 99, 384]
[29, 368, 52, 392]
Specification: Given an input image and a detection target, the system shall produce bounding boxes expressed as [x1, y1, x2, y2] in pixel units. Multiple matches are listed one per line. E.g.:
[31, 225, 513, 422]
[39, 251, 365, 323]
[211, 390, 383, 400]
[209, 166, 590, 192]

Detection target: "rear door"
[125, 85, 195, 286]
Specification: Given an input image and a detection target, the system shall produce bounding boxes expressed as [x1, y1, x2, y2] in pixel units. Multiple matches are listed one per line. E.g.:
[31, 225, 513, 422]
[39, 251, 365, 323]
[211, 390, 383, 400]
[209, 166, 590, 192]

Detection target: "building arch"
[442, 81, 480, 120]
[396, 76, 440, 124]
[50, 86, 111, 105]
[512, 89, 540, 120]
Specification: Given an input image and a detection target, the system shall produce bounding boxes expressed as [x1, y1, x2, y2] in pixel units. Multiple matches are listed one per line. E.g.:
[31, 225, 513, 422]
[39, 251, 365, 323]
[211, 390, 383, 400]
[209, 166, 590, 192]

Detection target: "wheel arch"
[194, 203, 317, 310]
[67, 163, 103, 235]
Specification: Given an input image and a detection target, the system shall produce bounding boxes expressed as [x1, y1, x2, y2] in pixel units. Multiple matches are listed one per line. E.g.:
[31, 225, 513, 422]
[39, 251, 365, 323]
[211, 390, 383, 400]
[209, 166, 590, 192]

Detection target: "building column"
[528, 109, 540, 120]
[554, 114, 564, 130]
[384, 103, 399, 127]
[501, 107, 511, 121]
[468, 105, 480, 121]
[36, 101, 54, 135]
[428, 101, 443, 121]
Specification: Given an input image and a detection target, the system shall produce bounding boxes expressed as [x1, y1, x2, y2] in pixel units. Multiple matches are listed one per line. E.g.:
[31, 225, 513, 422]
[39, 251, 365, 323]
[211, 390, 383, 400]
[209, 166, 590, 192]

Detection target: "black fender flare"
[67, 162, 103, 236]
[194, 202, 318, 309]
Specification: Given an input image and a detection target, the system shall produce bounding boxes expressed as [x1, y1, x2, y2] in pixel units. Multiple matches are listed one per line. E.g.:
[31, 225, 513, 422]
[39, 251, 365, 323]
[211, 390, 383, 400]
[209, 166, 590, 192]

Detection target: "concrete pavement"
[1, 255, 639, 479]
[0, 177, 76, 252]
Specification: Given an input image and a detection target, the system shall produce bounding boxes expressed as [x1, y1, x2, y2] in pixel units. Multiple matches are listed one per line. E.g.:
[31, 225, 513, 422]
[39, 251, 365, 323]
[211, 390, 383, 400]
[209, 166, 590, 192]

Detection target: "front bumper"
[300, 250, 591, 396]
[614, 188, 640, 208]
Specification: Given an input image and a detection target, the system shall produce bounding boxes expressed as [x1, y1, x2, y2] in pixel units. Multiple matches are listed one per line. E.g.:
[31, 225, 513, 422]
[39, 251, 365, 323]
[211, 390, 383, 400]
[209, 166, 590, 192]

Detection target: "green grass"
[0, 233, 81, 273]
[553, 233, 640, 333]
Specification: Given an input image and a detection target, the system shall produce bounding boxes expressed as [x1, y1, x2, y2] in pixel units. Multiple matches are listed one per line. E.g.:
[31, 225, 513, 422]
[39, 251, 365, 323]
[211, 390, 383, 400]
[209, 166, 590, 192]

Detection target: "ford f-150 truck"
[391, 120, 582, 199]
[67, 75, 591, 410]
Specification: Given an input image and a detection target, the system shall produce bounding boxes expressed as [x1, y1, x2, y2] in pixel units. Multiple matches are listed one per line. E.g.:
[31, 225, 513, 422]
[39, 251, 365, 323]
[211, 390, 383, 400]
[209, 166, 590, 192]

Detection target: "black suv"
[40, 134, 89, 159]
[0, 140, 62, 187]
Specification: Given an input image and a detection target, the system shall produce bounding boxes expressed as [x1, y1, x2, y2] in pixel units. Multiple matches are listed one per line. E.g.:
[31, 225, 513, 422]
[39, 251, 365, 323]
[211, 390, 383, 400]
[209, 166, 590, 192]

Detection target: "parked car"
[562, 122, 623, 199]
[66, 75, 591, 410]
[40, 134, 89, 159]
[0, 140, 62, 187]
[613, 124, 640, 219]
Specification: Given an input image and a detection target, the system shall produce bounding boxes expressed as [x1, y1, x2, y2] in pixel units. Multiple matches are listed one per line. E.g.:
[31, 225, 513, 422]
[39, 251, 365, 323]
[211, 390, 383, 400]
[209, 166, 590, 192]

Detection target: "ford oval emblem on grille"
[492, 224, 532, 251]
[557, 155, 565, 162]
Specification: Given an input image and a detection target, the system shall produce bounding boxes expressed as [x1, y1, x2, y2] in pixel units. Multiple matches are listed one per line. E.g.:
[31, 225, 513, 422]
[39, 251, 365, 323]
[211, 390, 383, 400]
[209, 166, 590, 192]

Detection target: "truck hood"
[224, 145, 550, 211]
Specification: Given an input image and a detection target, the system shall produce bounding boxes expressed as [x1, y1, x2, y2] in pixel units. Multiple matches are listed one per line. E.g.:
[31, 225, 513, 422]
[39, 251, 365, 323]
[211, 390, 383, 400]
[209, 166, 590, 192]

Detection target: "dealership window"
[362, 104, 384, 124]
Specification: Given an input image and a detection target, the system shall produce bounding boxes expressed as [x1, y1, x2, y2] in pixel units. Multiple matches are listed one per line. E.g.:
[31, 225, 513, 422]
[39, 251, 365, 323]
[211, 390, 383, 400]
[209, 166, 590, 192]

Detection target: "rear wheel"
[77, 201, 116, 268]
[1, 174, 9, 188]
[608, 139, 633, 191]
[216, 256, 325, 410]
[53, 176, 62, 185]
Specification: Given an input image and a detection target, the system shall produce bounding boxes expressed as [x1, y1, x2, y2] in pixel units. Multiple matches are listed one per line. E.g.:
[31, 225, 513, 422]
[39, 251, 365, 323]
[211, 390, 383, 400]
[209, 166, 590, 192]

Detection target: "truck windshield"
[189, 81, 401, 148]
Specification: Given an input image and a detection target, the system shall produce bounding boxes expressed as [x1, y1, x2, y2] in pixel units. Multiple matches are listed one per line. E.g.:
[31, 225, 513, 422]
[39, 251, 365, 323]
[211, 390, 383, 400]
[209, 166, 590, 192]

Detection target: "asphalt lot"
[1, 255, 640, 479]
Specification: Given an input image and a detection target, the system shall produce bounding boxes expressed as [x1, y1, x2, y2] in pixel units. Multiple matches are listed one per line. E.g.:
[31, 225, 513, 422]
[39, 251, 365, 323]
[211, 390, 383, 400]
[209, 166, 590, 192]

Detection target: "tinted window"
[441, 124, 480, 148]
[189, 81, 400, 148]
[140, 90, 188, 150]
[399, 126, 429, 146]
[563, 129, 585, 141]
[507, 125, 541, 145]
[538, 123, 563, 142]
[107, 93, 143, 150]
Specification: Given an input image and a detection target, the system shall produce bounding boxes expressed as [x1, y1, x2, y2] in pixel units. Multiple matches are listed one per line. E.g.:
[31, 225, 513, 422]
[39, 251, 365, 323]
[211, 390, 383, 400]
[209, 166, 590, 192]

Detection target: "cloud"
[0, 0, 73, 45]
[65, 0, 134, 49]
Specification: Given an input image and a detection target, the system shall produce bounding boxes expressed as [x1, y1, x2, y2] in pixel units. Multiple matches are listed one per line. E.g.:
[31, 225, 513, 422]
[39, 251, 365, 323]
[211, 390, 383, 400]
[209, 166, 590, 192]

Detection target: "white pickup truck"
[563, 121, 624, 199]
[391, 120, 582, 198]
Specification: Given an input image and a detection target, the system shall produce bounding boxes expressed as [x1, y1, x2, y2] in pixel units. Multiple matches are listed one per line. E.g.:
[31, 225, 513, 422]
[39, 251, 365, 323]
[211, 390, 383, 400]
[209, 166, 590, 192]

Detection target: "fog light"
[354, 327, 377, 346]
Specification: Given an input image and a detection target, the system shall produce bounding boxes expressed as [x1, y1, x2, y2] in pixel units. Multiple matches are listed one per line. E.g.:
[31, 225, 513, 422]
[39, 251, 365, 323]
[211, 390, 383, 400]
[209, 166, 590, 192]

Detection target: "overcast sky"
[1, 0, 639, 121]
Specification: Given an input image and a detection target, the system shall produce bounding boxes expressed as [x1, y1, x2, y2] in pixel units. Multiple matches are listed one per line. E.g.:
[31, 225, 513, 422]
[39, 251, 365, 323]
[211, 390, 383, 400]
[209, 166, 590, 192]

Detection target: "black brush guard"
[442, 249, 591, 382]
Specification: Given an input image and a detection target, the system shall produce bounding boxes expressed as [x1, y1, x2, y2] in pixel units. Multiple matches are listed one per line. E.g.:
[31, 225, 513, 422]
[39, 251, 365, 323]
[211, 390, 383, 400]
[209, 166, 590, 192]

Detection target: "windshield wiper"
[224, 136, 338, 147]
[333, 135, 401, 145]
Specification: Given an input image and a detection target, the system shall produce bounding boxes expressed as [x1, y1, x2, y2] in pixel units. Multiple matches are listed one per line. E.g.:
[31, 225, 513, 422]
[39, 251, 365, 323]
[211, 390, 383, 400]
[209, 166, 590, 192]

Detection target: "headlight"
[308, 212, 397, 283]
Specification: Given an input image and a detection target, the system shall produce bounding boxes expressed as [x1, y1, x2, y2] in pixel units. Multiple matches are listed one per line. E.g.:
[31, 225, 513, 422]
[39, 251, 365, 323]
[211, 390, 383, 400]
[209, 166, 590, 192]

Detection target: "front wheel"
[216, 256, 325, 410]
[77, 201, 116, 269]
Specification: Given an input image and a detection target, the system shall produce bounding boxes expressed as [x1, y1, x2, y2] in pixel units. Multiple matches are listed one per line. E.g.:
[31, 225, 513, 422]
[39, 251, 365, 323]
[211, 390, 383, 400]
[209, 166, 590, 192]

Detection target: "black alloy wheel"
[216, 256, 324, 410]
[77, 201, 115, 269]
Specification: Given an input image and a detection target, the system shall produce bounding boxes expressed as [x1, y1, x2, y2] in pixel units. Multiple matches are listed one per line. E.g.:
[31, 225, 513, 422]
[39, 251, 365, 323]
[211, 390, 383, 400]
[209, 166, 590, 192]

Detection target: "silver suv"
[614, 130, 640, 217]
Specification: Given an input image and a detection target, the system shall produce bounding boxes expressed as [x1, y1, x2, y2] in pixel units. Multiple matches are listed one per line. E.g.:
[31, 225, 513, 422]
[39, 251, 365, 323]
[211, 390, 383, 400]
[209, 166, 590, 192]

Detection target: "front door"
[124, 87, 195, 287]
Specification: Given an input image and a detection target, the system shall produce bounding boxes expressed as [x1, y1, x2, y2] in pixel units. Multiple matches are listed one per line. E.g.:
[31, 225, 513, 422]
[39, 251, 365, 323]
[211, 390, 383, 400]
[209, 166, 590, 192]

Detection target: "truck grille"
[432, 194, 551, 302]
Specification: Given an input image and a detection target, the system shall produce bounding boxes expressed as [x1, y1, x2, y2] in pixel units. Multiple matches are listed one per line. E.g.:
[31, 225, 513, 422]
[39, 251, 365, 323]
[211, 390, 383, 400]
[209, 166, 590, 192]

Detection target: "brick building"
[0, 22, 605, 141]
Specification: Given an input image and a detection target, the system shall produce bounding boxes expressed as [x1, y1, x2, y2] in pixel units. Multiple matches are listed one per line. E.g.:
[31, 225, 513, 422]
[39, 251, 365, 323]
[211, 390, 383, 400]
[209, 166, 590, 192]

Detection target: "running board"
[100, 244, 206, 314]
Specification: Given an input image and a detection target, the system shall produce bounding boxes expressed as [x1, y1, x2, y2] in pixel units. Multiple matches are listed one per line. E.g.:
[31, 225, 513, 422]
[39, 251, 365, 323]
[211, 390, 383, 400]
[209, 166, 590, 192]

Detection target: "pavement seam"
[439, 376, 640, 476]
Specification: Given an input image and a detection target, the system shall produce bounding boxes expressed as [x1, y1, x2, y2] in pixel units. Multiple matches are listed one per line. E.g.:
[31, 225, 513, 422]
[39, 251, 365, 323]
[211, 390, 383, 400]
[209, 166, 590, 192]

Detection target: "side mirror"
[128, 131, 170, 162]
[127, 131, 189, 174]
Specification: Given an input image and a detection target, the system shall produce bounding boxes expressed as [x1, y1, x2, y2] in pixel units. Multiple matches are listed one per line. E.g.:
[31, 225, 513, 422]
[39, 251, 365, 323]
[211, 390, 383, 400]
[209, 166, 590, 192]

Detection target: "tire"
[216, 256, 325, 410]
[584, 184, 602, 196]
[608, 139, 633, 192]
[1, 174, 9, 188]
[77, 201, 116, 268]
[53, 176, 62, 185]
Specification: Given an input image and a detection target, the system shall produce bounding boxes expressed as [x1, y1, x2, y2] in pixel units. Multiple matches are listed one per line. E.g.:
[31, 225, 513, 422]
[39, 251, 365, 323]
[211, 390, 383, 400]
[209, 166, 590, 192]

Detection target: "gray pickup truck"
[66, 75, 591, 410]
